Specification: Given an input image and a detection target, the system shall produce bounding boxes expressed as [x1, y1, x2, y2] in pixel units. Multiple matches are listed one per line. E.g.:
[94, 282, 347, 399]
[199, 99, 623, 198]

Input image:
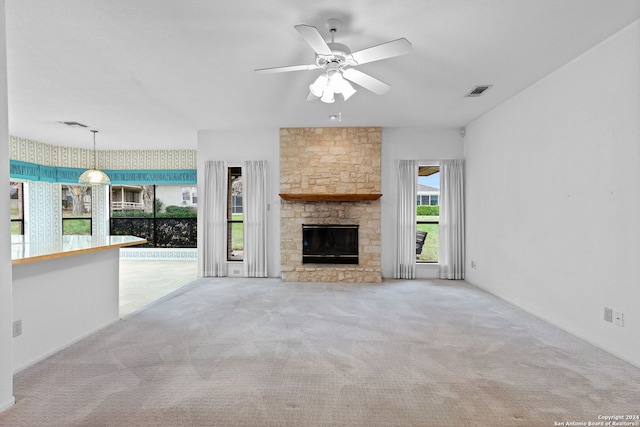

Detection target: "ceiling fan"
[255, 18, 412, 103]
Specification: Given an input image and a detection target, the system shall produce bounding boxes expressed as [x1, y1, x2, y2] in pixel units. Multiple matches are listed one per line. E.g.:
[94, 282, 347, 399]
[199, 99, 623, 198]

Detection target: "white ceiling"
[5, 0, 640, 150]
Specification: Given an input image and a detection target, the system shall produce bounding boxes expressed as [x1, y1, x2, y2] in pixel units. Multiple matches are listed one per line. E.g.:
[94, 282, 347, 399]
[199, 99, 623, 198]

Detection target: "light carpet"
[1, 278, 639, 426]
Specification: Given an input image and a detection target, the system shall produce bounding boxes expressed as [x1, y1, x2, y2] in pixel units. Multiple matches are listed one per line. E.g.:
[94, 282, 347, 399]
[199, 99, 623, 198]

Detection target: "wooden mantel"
[279, 193, 382, 202]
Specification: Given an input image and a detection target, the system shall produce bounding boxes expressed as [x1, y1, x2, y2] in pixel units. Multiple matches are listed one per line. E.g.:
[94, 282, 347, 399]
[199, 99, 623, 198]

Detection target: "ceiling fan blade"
[294, 24, 333, 56]
[306, 92, 319, 101]
[350, 38, 412, 65]
[342, 68, 390, 95]
[255, 64, 320, 74]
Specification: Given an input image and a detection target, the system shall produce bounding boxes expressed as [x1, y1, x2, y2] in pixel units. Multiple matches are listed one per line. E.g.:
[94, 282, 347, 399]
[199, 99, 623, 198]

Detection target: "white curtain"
[394, 159, 418, 279]
[202, 160, 228, 277]
[439, 159, 465, 279]
[243, 160, 268, 278]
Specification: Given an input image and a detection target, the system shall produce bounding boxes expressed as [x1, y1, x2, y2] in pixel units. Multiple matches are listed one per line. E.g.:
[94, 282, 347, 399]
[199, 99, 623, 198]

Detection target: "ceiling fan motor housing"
[317, 43, 354, 68]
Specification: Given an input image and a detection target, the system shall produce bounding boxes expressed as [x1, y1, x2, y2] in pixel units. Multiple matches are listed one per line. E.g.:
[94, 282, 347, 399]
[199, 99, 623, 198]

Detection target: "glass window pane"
[416, 224, 439, 262]
[110, 185, 151, 217]
[228, 167, 243, 261]
[63, 219, 91, 235]
[10, 182, 22, 220]
[11, 222, 22, 235]
[62, 185, 91, 218]
[156, 185, 197, 217]
[10, 182, 24, 235]
[109, 184, 197, 248]
[229, 221, 244, 260]
[417, 166, 440, 263]
[231, 184, 242, 215]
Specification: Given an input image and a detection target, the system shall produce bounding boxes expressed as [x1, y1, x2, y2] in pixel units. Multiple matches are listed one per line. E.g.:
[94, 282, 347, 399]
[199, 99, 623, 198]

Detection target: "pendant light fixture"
[78, 130, 110, 185]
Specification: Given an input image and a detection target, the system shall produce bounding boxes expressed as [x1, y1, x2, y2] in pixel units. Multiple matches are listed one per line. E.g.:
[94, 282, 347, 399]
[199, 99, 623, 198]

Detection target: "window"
[181, 186, 198, 205]
[182, 187, 190, 203]
[417, 194, 439, 206]
[227, 167, 243, 261]
[109, 184, 197, 247]
[417, 165, 440, 263]
[61, 184, 92, 235]
[10, 181, 24, 235]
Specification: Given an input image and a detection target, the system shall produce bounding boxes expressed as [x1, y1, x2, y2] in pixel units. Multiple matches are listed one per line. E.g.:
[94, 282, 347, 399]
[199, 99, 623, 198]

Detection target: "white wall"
[197, 128, 281, 277]
[381, 128, 463, 278]
[464, 20, 640, 367]
[0, 2, 14, 412]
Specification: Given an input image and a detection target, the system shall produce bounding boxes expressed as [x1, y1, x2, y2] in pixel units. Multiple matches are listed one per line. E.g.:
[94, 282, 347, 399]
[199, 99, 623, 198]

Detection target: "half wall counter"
[11, 235, 146, 264]
[11, 235, 146, 372]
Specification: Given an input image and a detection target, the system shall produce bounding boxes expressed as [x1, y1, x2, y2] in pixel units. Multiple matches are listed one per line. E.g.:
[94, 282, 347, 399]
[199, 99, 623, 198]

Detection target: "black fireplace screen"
[302, 224, 359, 264]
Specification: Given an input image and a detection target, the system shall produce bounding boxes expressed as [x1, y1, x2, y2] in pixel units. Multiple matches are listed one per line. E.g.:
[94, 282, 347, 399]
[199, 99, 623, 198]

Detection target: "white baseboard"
[0, 396, 15, 412]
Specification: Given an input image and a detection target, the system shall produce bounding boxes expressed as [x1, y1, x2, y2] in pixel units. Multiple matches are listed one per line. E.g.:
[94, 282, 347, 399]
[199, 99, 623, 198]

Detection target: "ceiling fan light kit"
[309, 68, 357, 103]
[255, 18, 411, 103]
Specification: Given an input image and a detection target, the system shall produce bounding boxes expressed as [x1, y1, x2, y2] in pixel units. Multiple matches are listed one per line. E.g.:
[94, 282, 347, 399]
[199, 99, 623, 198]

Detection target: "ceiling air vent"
[465, 85, 493, 97]
[57, 121, 88, 128]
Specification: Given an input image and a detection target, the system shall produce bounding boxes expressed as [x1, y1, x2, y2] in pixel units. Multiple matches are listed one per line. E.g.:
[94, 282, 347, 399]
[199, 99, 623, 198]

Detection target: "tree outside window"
[62, 184, 92, 235]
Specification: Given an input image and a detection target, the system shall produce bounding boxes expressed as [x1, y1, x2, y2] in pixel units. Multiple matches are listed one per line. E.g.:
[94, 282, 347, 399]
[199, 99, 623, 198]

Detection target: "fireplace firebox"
[302, 224, 359, 264]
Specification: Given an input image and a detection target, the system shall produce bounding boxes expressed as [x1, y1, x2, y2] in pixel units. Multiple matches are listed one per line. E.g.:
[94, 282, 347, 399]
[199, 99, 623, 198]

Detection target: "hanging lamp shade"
[79, 130, 110, 185]
[78, 168, 110, 185]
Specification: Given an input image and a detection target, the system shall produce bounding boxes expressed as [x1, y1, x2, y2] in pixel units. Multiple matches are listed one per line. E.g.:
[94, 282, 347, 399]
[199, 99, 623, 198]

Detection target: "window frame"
[10, 181, 24, 235]
[416, 164, 440, 264]
[61, 184, 93, 235]
[227, 166, 243, 261]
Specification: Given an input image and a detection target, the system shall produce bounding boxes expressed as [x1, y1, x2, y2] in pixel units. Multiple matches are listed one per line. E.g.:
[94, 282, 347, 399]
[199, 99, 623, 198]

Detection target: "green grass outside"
[10, 222, 21, 235]
[62, 218, 91, 235]
[417, 215, 439, 262]
[231, 214, 243, 250]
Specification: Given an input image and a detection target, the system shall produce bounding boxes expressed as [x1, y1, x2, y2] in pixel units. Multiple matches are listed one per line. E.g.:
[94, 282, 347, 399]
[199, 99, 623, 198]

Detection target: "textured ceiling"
[5, 0, 640, 150]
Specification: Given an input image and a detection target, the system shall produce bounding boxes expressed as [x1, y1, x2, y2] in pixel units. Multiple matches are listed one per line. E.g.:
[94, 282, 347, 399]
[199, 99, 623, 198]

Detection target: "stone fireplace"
[279, 127, 382, 283]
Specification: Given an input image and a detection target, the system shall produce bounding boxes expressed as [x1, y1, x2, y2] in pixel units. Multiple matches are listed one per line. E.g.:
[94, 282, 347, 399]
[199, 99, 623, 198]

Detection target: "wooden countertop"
[11, 235, 147, 265]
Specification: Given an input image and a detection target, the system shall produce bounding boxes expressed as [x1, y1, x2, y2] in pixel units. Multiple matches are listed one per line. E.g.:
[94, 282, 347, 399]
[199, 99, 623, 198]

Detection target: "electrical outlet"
[604, 307, 613, 322]
[471, 261, 477, 269]
[13, 320, 22, 337]
[233, 269, 240, 275]
[614, 311, 624, 327]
